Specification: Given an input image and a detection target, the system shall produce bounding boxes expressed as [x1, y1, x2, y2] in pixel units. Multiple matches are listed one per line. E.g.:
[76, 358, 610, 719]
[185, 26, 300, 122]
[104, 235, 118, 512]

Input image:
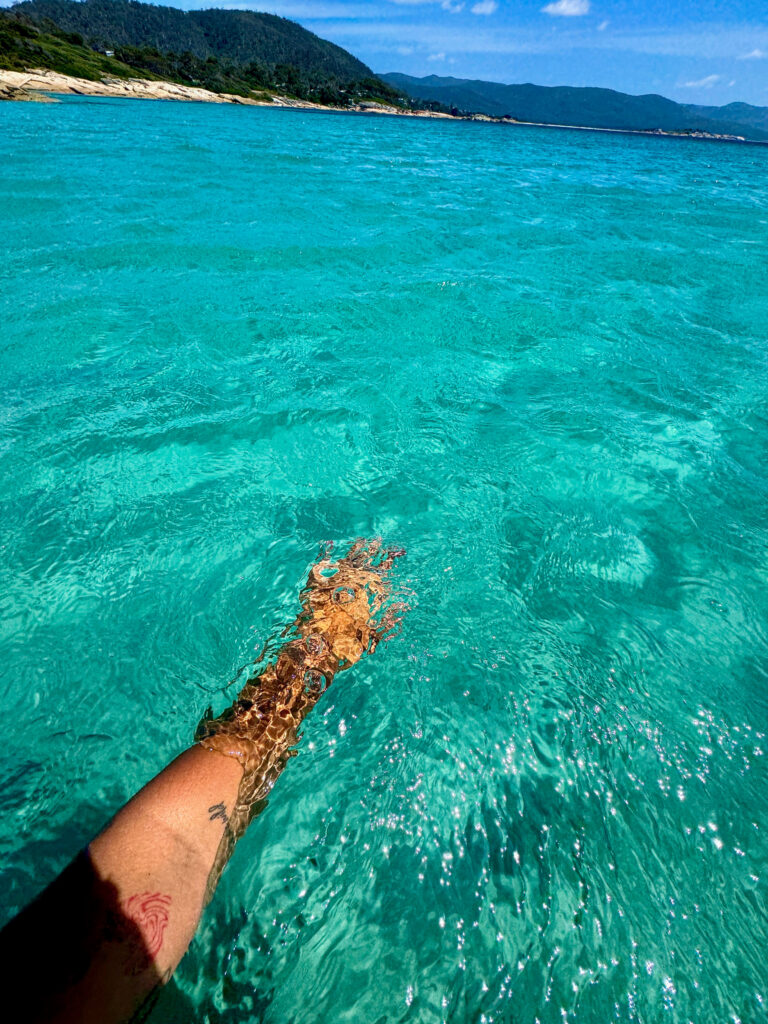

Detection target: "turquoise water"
[1, 97, 768, 1022]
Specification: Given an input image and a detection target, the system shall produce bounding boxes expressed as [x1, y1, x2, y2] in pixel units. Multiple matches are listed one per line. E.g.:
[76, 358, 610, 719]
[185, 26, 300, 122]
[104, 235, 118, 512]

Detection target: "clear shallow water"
[1, 97, 768, 1022]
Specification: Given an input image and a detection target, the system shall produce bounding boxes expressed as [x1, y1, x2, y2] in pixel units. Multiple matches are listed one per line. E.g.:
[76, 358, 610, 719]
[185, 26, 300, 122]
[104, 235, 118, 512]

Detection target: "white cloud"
[682, 74, 720, 88]
[471, 1, 498, 14]
[318, 17, 768, 64]
[388, 0, 462, 6]
[597, 20, 609, 32]
[428, 51, 446, 60]
[542, 0, 590, 16]
[233, 1, 380, 16]
[738, 48, 765, 60]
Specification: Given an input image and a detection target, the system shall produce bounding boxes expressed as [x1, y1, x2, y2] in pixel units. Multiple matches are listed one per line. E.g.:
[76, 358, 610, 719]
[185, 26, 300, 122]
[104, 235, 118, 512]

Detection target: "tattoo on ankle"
[208, 802, 229, 826]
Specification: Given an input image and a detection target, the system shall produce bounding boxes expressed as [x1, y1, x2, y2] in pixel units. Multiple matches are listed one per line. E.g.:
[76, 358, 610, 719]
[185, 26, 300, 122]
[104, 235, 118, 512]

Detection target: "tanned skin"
[0, 540, 403, 1023]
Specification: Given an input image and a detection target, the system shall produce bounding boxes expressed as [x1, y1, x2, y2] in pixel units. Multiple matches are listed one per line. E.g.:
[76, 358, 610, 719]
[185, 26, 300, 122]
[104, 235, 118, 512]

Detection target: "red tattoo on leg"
[120, 892, 171, 974]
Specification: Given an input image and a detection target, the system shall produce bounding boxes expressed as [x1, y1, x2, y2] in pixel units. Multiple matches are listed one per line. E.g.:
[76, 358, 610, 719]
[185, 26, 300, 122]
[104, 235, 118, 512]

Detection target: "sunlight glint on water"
[1, 98, 767, 1023]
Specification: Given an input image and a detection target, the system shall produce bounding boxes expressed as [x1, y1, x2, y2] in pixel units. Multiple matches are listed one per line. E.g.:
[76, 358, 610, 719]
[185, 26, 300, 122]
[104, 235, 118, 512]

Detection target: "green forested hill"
[14, 0, 373, 79]
[382, 73, 768, 142]
[0, 7, 149, 80]
[2, 0, 402, 105]
[686, 102, 768, 136]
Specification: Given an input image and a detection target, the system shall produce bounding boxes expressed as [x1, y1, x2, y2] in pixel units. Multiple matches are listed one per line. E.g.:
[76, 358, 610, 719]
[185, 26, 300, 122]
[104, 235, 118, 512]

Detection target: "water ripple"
[1, 100, 767, 1023]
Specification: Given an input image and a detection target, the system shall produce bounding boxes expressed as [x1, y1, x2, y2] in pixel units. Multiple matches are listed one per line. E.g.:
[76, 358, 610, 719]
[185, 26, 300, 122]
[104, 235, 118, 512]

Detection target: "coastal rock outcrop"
[0, 79, 58, 102]
[0, 68, 265, 104]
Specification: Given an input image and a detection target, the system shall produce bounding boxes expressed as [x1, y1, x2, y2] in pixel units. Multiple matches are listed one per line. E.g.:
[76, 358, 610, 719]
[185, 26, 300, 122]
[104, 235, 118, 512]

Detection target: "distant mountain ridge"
[381, 73, 768, 142]
[688, 102, 768, 136]
[14, 0, 373, 80]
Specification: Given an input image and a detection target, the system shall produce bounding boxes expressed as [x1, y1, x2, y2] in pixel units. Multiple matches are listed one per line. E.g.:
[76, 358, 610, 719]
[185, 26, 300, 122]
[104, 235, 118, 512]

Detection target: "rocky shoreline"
[0, 68, 752, 143]
[0, 67, 454, 118]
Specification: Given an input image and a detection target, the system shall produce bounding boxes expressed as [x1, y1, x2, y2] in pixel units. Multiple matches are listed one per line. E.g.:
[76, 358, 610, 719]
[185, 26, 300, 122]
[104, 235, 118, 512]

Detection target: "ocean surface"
[1, 97, 767, 1023]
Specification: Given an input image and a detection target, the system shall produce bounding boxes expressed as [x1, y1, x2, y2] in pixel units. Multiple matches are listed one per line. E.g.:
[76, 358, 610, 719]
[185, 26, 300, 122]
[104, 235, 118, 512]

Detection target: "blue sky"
[251, 0, 768, 106]
[8, 0, 768, 104]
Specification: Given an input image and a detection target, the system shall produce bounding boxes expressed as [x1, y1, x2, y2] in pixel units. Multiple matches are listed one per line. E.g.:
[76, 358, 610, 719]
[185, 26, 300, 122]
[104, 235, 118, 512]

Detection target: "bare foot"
[196, 539, 405, 887]
[295, 537, 406, 672]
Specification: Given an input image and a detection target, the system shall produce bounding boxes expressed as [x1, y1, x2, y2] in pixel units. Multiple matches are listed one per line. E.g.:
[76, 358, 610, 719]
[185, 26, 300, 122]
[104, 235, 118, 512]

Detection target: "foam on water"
[1, 98, 767, 1022]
